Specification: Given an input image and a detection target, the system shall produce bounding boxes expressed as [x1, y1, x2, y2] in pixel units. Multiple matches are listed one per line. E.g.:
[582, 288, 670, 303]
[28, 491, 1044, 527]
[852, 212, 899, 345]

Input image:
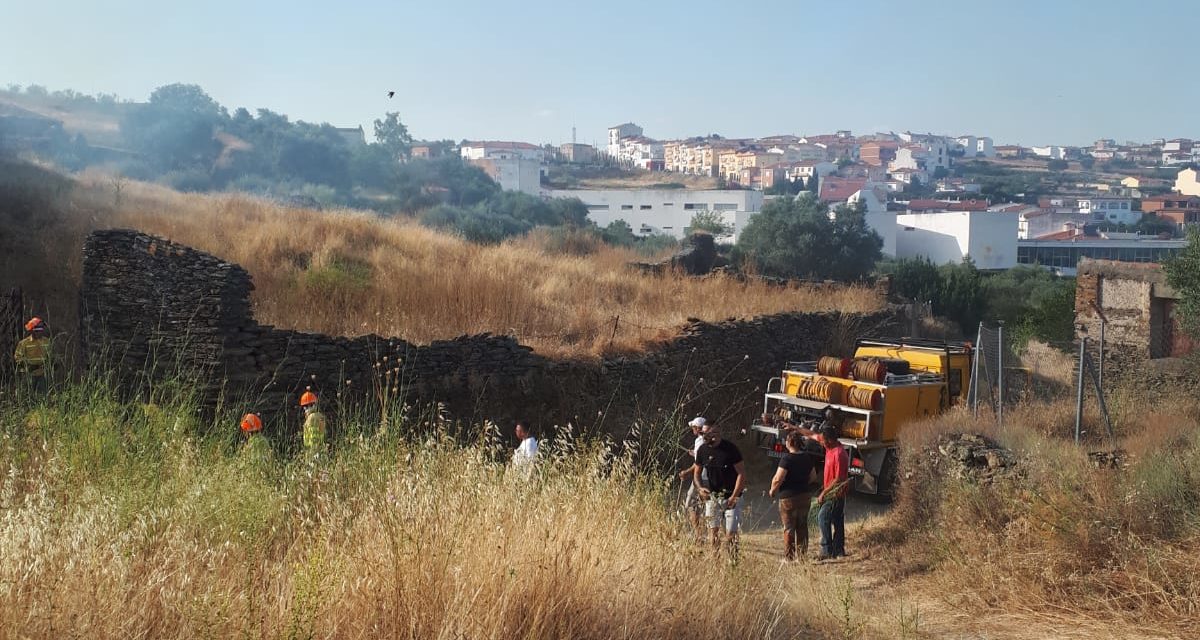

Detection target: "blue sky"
[2, 0, 1196, 147]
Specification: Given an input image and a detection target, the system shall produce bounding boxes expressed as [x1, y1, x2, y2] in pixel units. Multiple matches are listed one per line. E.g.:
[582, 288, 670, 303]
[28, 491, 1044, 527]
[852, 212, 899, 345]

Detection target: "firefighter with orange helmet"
[299, 388, 327, 454]
[239, 412, 272, 464]
[13, 317, 52, 395]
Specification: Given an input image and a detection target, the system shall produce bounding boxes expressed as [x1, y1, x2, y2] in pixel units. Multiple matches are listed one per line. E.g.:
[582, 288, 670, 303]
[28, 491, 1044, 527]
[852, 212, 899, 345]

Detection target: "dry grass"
[865, 370, 1200, 638]
[1, 163, 882, 358]
[0, 384, 905, 639]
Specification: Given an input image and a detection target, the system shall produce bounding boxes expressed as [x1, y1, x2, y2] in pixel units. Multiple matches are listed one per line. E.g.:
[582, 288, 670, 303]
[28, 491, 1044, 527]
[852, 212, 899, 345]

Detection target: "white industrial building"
[546, 189, 763, 240]
[896, 211, 1019, 270]
[470, 156, 542, 196]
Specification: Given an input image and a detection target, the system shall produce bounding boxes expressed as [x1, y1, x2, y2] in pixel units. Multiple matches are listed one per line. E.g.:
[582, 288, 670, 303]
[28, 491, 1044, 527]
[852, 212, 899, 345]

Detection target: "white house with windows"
[607, 123, 644, 158]
[546, 189, 763, 240]
[1078, 196, 1138, 226]
[955, 135, 995, 158]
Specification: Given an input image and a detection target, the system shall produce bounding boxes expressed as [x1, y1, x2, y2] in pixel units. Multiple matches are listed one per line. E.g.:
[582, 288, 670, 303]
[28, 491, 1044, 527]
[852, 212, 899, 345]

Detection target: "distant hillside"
[0, 91, 127, 146]
[0, 160, 882, 358]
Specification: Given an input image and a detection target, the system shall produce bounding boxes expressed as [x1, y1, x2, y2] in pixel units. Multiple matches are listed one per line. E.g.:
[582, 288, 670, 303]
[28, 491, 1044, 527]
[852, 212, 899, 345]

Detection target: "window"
[640, 205, 652, 210]
[662, 226, 673, 230]
[713, 203, 737, 211]
[1121, 202, 1129, 209]
[683, 203, 706, 210]
[621, 205, 633, 210]
[663, 202, 674, 207]
[587, 205, 609, 211]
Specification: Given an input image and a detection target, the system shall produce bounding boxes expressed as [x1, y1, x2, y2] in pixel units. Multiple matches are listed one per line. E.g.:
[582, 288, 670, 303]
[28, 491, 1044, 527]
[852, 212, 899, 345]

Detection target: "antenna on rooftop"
[572, 126, 577, 144]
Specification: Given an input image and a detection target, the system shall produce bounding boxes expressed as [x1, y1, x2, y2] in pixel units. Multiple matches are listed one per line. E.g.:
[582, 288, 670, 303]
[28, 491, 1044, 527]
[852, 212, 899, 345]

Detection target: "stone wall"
[80, 229, 900, 435]
[1074, 258, 1189, 362]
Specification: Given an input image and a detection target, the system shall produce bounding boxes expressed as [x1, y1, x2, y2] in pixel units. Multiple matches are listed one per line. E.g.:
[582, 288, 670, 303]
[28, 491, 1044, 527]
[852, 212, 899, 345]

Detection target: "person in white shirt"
[678, 417, 708, 541]
[512, 421, 539, 467]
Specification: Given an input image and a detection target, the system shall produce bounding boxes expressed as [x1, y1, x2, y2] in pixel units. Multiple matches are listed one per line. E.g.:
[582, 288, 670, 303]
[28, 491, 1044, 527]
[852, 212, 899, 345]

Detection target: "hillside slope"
[0, 161, 881, 357]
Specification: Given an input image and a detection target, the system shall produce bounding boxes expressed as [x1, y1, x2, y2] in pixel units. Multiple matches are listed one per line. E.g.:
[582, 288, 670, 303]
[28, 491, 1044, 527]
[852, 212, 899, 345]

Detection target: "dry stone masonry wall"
[80, 229, 899, 433]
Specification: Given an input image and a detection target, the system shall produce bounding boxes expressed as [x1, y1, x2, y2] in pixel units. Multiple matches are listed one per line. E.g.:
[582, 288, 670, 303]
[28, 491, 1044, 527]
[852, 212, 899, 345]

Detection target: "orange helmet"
[240, 413, 263, 433]
[24, 317, 45, 332]
[299, 390, 318, 408]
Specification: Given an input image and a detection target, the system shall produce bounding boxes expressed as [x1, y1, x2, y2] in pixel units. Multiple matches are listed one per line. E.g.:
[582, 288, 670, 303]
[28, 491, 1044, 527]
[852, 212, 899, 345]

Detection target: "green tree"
[1079, 156, 1096, 170]
[1165, 228, 1200, 338]
[373, 112, 413, 162]
[121, 83, 225, 171]
[936, 258, 986, 333]
[735, 197, 881, 280]
[889, 257, 941, 303]
[600, 219, 637, 247]
[1047, 158, 1068, 172]
[687, 210, 732, 235]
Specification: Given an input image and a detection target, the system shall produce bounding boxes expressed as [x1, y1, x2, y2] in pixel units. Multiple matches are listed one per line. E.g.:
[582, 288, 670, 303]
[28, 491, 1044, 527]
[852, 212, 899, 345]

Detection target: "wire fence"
[968, 320, 1117, 446]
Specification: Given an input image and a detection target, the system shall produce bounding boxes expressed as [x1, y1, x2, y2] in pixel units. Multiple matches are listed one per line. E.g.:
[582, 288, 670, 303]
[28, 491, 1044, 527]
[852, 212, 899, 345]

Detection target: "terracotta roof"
[1036, 229, 1085, 241]
[819, 177, 868, 202]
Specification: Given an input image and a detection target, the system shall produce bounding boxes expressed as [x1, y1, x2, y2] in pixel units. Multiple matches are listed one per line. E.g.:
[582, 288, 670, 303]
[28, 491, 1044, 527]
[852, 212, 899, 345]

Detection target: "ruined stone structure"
[1075, 258, 1194, 361]
[80, 229, 899, 435]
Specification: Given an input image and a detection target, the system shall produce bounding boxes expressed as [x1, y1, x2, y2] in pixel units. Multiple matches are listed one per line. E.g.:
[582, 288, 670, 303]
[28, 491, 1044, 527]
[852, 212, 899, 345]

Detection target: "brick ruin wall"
[80, 229, 901, 436]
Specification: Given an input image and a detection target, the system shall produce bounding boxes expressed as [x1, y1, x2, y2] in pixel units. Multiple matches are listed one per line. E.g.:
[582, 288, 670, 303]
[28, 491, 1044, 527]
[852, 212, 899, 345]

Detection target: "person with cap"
[678, 416, 708, 541]
[239, 412, 273, 465]
[299, 388, 327, 455]
[13, 317, 51, 395]
[691, 423, 746, 555]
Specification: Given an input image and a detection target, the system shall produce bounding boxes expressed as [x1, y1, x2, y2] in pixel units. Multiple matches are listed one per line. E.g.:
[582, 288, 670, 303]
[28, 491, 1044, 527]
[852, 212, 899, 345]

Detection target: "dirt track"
[734, 495, 1179, 640]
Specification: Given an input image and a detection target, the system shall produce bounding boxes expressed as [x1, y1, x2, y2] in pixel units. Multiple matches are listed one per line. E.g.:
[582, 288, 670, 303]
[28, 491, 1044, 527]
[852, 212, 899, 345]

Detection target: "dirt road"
[734, 495, 1177, 640]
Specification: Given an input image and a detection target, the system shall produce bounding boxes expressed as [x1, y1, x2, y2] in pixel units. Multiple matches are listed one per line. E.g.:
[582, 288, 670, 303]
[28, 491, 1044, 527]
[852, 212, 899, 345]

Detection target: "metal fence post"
[1098, 317, 1105, 393]
[997, 322, 1004, 428]
[971, 323, 983, 418]
[1075, 336, 1087, 445]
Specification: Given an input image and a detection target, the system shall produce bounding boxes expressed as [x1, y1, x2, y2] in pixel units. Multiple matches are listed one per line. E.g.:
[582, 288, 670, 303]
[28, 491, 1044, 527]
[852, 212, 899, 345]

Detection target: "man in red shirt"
[815, 425, 849, 560]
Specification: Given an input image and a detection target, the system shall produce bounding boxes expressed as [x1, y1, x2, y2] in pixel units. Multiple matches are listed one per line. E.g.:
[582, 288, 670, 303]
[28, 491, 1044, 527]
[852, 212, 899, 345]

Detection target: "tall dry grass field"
[0, 162, 882, 358]
[0, 383, 915, 639]
[869, 370, 1200, 638]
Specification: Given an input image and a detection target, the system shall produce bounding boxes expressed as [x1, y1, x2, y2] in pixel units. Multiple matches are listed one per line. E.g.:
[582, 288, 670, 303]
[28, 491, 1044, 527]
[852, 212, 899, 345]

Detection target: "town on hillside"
[460, 126, 1200, 276]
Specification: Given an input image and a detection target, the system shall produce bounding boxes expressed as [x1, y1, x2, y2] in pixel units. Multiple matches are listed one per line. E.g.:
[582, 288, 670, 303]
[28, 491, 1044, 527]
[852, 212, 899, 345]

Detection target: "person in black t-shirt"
[769, 431, 817, 561]
[691, 424, 746, 552]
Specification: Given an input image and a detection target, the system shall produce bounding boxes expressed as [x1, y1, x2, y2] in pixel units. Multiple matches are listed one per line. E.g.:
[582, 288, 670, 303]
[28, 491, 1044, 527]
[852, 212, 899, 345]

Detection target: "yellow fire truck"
[749, 338, 973, 497]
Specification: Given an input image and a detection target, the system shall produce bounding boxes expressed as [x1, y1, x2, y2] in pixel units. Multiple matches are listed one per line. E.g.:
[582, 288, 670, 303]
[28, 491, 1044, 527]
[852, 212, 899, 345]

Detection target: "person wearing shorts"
[692, 424, 746, 554]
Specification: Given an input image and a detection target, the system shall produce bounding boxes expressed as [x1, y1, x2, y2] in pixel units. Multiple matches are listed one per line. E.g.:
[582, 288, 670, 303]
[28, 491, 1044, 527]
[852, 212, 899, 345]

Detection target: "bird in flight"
[387, 91, 395, 99]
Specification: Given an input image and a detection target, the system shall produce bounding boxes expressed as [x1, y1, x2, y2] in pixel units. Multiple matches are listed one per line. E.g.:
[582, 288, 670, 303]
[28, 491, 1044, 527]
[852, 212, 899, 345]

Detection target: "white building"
[546, 189, 763, 240]
[469, 156, 541, 196]
[784, 160, 837, 182]
[1176, 167, 1200, 197]
[896, 211, 1019, 270]
[955, 135, 994, 158]
[1078, 196, 1138, 226]
[1031, 145, 1066, 160]
[614, 136, 664, 170]
[460, 141, 544, 162]
[845, 187, 896, 256]
[607, 123, 644, 158]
